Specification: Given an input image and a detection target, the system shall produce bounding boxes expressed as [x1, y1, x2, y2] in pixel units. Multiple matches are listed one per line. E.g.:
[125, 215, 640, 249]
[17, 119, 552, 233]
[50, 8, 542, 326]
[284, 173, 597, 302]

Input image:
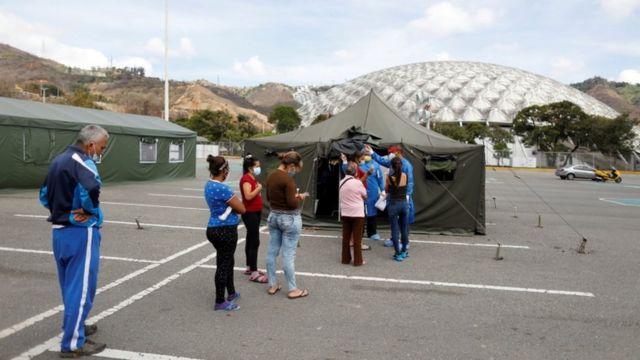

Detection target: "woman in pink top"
[339, 163, 368, 266]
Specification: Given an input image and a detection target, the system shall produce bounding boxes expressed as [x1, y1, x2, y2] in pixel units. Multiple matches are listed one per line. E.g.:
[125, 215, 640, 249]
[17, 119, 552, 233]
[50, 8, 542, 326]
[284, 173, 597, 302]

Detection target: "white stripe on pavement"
[102, 201, 208, 211]
[197, 266, 594, 298]
[13, 237, 248, 360]
[77, 348, 205, 360]
[0, 246, 159, 264]
[259, 230, 529, 249]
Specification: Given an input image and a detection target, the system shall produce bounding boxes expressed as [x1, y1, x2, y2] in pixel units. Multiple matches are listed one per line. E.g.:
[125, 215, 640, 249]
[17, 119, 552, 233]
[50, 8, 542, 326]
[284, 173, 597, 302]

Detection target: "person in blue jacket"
[365, 144, 414, 248]
[40, 125, 109, 357]
[359, 153, 385, 241]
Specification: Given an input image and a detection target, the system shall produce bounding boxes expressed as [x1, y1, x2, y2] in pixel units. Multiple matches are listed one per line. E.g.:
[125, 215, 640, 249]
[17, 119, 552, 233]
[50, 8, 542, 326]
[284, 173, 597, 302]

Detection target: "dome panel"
[294, 61, 619, 126]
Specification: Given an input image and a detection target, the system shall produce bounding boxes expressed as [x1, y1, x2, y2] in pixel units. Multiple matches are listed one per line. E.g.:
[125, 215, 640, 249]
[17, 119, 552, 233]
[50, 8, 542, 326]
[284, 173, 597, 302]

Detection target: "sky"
[1, 0, 639, 87]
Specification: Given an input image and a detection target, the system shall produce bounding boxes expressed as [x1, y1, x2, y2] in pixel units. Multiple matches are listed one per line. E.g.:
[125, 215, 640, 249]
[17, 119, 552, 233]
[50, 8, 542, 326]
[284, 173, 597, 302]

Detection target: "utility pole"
[163, 0, 170, 121]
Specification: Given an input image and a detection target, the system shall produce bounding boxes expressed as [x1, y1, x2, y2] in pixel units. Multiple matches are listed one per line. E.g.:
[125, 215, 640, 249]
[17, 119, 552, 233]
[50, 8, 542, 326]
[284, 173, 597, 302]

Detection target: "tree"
[512, 101, 590, 152]
[311, 113, 332, 125]
[268, 105, 301, 133]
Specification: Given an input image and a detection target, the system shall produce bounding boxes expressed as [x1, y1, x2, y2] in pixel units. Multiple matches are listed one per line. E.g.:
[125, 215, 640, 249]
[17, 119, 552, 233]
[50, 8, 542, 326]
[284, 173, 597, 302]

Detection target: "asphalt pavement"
[1, 160, 639, 360]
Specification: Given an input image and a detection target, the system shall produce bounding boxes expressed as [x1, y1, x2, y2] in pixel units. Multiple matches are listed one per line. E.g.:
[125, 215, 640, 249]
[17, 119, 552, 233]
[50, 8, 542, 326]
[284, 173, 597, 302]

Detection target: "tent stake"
[135, 217, 144, 230]
[513, 206, 518, 218]
[492, 197, 496, 209]
[577, 238, 587, 254]
[494, 242, 503, 260]
[536, 214, 543, 228]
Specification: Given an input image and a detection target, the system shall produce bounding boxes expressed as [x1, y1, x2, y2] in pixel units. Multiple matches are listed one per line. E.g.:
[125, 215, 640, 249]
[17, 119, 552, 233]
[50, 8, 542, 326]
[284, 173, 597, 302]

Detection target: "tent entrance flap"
[314, 157, 341, 219]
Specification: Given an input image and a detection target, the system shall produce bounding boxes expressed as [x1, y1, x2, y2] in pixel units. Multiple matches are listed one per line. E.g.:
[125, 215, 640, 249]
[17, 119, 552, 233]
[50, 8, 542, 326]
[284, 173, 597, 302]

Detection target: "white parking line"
[13, 238, 247, 360]
[197, 266, 593, 298]
[0, 246, 159, 264]
[148, 193, 203, 199]
[76, 348, 205, 360]
[2, 215, 241, 341]
[14, 214, 221, 231]
[102, 201, 208, 211]
[259, 230, 529, 249]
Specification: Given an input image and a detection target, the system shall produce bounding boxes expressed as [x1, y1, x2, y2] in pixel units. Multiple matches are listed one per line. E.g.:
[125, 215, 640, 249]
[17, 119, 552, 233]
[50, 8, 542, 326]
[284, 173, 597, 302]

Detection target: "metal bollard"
[513, 206, 518, 218]
[494, 242, 504, 260]
[492, 197, 497, 209]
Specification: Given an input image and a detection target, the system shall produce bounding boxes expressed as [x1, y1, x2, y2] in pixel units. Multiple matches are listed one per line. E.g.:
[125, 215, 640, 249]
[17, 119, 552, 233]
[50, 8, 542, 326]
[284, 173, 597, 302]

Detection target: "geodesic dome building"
[294, 61, 619, 126]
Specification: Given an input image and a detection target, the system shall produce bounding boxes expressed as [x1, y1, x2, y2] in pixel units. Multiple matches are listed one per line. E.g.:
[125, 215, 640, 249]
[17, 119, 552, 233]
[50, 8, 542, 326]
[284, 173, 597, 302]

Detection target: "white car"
[555, 164, 597, 180]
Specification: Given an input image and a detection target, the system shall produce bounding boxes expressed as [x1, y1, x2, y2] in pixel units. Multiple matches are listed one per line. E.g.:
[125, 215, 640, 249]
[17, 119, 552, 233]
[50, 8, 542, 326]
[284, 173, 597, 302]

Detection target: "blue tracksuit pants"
[52, 226, 101, 352]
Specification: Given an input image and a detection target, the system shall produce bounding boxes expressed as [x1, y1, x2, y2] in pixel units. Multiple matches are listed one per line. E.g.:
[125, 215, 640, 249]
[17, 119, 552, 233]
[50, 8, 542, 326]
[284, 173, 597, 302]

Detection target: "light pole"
[163, 0, 169, 121]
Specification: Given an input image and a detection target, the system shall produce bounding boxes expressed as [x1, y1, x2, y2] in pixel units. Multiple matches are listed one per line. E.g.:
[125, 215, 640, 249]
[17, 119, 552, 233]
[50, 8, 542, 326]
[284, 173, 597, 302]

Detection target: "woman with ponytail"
[240, 154, 267, 283]
[385, 156, 409, 262]
[204, 155, 246, 311]
[264, 151, 309, 299]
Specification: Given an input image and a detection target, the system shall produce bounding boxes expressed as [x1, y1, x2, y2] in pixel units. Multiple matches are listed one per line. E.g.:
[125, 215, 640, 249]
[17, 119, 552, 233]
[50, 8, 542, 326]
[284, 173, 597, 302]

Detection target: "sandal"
[267, 284, 282, 295]
[249, 273, 268, 283]
[242, 268, 252, 275]
[287, 288, 309, 299]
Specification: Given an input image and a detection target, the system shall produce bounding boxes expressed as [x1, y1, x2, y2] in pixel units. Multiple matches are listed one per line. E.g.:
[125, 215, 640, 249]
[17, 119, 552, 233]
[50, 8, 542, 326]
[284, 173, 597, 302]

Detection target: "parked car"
[555, 164, 597, 180]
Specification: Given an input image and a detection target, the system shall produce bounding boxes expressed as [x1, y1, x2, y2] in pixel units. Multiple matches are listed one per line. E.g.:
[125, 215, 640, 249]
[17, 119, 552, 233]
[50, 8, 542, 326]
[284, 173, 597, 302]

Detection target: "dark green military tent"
[0, 96, 196, 188]
[244, 91, 485, 235]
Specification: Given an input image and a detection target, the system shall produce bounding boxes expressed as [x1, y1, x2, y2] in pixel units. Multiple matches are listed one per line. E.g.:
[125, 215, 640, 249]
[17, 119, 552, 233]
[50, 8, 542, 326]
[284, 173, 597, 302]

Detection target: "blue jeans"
[387, 200, 409, 255]
[266, 212, 302, 291]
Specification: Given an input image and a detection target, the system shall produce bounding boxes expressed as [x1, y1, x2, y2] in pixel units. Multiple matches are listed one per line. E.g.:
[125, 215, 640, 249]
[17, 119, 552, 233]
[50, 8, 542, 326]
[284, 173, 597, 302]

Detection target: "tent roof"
[0, 96, 195, 138]
[258, 90, 469, 149]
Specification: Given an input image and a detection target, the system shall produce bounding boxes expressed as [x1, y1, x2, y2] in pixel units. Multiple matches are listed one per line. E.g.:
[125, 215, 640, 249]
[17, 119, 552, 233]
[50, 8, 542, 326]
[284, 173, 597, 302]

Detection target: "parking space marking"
[148, 193, 204, 199]
[198, 266, 593, 298]
[63, 348, 205, 360]
[14, 214, 230, 231]
[599, 198, 640, 207]
[2, 215, 239, 341]
[0, 246, 159, 264]
[259, 230, 529, 249]
[12, 237, 248, 360]
[102, 201, 208, 211]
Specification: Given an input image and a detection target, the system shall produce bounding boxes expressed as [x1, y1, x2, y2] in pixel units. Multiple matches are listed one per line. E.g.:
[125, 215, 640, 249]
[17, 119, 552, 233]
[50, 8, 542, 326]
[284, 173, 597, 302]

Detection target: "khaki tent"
[0, 97, 196, 188]
[245, 91, 486, 235]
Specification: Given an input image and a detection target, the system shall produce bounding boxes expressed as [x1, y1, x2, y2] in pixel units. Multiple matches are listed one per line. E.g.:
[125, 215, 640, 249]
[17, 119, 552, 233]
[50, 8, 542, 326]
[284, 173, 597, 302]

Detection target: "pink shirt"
[339, 176, 367, 218]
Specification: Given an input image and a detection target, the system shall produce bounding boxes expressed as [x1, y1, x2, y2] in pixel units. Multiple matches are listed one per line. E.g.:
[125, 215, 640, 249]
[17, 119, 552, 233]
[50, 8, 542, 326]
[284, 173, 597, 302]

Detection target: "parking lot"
[1, 161, 639, 360]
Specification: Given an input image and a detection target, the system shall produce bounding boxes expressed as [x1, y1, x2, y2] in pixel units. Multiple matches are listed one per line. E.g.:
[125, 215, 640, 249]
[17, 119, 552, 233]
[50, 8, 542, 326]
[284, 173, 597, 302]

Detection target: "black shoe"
[84, 323, 97, 337]
[59, 339, 106, 358]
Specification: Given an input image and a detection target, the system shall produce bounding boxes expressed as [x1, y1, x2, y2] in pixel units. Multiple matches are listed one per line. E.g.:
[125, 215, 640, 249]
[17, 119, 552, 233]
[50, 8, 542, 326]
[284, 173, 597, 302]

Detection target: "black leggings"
[206, 225, 238, 304]
[366, 216, 377, 238]
[242, 211, 261, 272]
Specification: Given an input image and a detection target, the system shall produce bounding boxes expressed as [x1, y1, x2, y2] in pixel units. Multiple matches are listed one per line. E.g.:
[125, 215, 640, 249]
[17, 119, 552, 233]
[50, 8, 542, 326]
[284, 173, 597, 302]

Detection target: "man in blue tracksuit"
[40, 125, 109, 357]
[359, 154, 385, 240]
[365, 145, 415, 248]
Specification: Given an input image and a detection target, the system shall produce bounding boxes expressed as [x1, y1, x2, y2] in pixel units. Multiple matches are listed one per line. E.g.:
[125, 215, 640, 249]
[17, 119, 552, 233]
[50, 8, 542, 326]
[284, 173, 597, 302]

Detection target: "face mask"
[287, 167, 296, 177]
[89, 148, 101, 163]
[253, 167, 261, 176]
[363, 155, 372, 162]
[359, 160, 365, 165]
[388, 153, 396, 160]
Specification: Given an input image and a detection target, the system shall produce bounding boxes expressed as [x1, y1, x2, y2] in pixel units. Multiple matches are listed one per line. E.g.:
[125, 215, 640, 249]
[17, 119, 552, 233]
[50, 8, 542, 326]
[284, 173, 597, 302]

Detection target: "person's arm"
[227, 195, 246, 214]
[371, 151, 390, 168]
[242, 181, 262, 201]
[39, 176, 50, 210]
[360, 183, 368, 200]
[74, 156, 101, 215]
[384, 175, 390, 193]
[375, 165, 385, 192]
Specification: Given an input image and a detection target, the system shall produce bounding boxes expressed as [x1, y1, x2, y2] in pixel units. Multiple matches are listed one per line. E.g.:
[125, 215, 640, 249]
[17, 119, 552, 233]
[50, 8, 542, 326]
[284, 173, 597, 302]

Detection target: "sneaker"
[383, 239, 394, 247]
[84, 323, 97, 337]
[226, 292, 240, 302]
[370, 234, 381, 241]
[393, 253, 405, 262]
[60, 339, 106, 358]
[400, 251, 409, 259]
[214, 301, 240, 311]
